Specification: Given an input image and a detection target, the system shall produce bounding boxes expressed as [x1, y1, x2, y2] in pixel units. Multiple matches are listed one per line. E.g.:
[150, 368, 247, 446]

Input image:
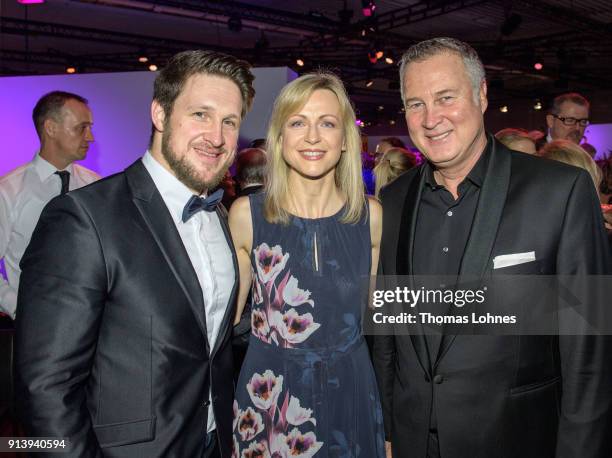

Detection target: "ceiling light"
[385, 56, 394, 64]
[66, 66, 76, 74]
[366, 79, 374, 87]
[534, 101, 542, 110]
[138, 56, 148, 63]
[375, 50, 384, 59]
[534, 62, 543, 70]
[148, 64, 158, 72]
[361, 1, 376, 17]
[500, 105, 509, 113]
[296, 58, 304, 67]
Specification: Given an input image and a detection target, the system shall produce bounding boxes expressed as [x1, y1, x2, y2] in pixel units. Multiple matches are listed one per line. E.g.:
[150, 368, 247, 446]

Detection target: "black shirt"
[413, 140, 491, 277]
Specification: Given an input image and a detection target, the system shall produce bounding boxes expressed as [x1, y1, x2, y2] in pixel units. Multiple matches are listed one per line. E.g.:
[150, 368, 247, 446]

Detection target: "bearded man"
[15, 50, 255, 458]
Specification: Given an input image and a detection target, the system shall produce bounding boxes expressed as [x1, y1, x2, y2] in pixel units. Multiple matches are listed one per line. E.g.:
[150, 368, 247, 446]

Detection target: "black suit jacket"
[15, 160, 238, 457]
[373, 138, 612, 458]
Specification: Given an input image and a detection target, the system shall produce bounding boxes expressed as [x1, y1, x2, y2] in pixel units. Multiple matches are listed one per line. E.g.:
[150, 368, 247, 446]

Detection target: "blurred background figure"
[235, 147, 267, 197]
[539, 140, 601, 190]
[248, 138, 266, 150]
[545, 92, 590, 144]
[374, 136, 406, 165]
[495, 128, 537, 154]
[598, 154, 612, 204]
[215, 170, 237, 209]
[581, 142, 597, 158]
[529, 130, 547, 151]
[373, 147, 416, 197]
[539, 140, 611, 244]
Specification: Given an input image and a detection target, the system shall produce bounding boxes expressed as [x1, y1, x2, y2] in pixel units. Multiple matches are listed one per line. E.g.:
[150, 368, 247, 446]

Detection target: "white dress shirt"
[0, 154, 100, 318]
[142, 151, 234, 434]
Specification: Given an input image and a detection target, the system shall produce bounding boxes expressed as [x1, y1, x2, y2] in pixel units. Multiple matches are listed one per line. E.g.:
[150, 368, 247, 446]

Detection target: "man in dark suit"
[372, 38, 611, 458]
[15, 50, 255, 457]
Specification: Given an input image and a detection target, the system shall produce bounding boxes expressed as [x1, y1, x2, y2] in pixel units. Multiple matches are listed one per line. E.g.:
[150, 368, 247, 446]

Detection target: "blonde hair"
[495, 128, 535, 153]
[373, 147, 416, 197]
[539, 140, 602, 189]
[264, 72, 365, 224]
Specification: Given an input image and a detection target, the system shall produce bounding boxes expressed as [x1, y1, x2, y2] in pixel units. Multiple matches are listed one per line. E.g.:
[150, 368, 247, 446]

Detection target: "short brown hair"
[154, 50, 255, 120]
[236, 148, 267, 186]
[32, 91, 88, 139]
[549, 92, 590, 115]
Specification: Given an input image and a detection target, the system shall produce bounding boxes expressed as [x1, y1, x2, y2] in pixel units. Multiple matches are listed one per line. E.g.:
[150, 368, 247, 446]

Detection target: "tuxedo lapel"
[125, 160, 209, 349]
[396, 168, 425, 275]
[436, 137, 512, 364]
[392, 169, 432, 378]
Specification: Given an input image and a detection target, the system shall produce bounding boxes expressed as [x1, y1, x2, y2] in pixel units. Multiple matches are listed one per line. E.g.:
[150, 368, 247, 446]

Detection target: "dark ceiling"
[1, 0, 612, 131]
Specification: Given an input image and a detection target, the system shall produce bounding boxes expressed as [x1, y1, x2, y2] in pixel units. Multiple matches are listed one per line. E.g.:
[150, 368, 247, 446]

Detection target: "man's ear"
[546, 114, 554, 130]
[479, 80, 488, 114]
[43, 118, 57, 138]
[151, 100, 166, 133]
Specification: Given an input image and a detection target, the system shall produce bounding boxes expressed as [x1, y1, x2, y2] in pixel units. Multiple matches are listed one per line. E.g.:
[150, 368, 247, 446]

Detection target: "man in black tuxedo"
[15, 50, 255, 457]
[373, 38, 611, 458]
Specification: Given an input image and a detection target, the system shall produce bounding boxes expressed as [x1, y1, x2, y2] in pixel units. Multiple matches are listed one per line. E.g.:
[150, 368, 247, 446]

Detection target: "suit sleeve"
[555, 169, 612, 458]
[15, 194, 106, 457]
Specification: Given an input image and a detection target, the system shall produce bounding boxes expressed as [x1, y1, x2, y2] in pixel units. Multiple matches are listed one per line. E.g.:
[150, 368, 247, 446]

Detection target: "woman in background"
[495, 127, 537, 155]
[229, 72, 385, 457]
[373, 147, 416, 197]
[539, 140, 601, 189]
[539, 139, 612, 240]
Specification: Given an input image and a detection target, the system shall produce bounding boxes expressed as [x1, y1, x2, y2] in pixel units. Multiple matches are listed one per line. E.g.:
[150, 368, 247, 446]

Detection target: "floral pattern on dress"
[233, 369, 323, 458]
[251, 243, 321, 348]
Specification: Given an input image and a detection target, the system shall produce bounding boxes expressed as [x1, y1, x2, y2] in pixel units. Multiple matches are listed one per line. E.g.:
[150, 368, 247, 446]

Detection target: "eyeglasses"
[551, 114, 590, 127]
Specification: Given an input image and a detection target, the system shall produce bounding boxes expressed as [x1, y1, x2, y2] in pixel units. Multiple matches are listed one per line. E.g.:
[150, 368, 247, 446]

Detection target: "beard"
[566, 129, 583, 144]
[161, 123, 231, 193]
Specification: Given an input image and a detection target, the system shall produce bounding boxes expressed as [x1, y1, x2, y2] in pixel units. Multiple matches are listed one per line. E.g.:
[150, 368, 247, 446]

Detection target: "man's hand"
[385, 441, 392, 458]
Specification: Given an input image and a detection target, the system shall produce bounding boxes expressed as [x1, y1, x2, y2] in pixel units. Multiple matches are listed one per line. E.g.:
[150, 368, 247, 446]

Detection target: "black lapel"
[390, 168, 432, 378]
[125, 160, 209, 350]
[396, 168, 426, 275]
[209, 204, 239, 359]
[435, 136, 512, 365]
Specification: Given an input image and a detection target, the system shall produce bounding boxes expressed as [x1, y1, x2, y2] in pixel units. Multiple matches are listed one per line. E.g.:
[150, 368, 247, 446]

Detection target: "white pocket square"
[493, 251, 536, 269]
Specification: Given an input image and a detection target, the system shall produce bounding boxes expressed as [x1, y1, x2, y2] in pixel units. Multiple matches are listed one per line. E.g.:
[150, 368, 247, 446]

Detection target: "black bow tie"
[181, 188, 224, 223]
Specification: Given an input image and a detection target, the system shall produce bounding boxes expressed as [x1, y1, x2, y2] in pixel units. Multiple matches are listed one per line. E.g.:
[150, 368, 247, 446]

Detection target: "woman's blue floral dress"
[232, 193, 385, 458]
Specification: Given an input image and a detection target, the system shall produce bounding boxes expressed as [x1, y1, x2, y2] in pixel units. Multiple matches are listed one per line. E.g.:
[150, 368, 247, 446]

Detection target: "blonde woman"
[373, 147, 417, 197]
[539, 140, 601, 189]
[494, 128, 537, 154]
[229, 72, 385, 457]
[539, 140, 611, 235]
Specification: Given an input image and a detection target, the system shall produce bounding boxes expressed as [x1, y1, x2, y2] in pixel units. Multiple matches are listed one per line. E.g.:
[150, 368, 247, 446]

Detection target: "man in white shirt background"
[0, 91, 99, 319]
